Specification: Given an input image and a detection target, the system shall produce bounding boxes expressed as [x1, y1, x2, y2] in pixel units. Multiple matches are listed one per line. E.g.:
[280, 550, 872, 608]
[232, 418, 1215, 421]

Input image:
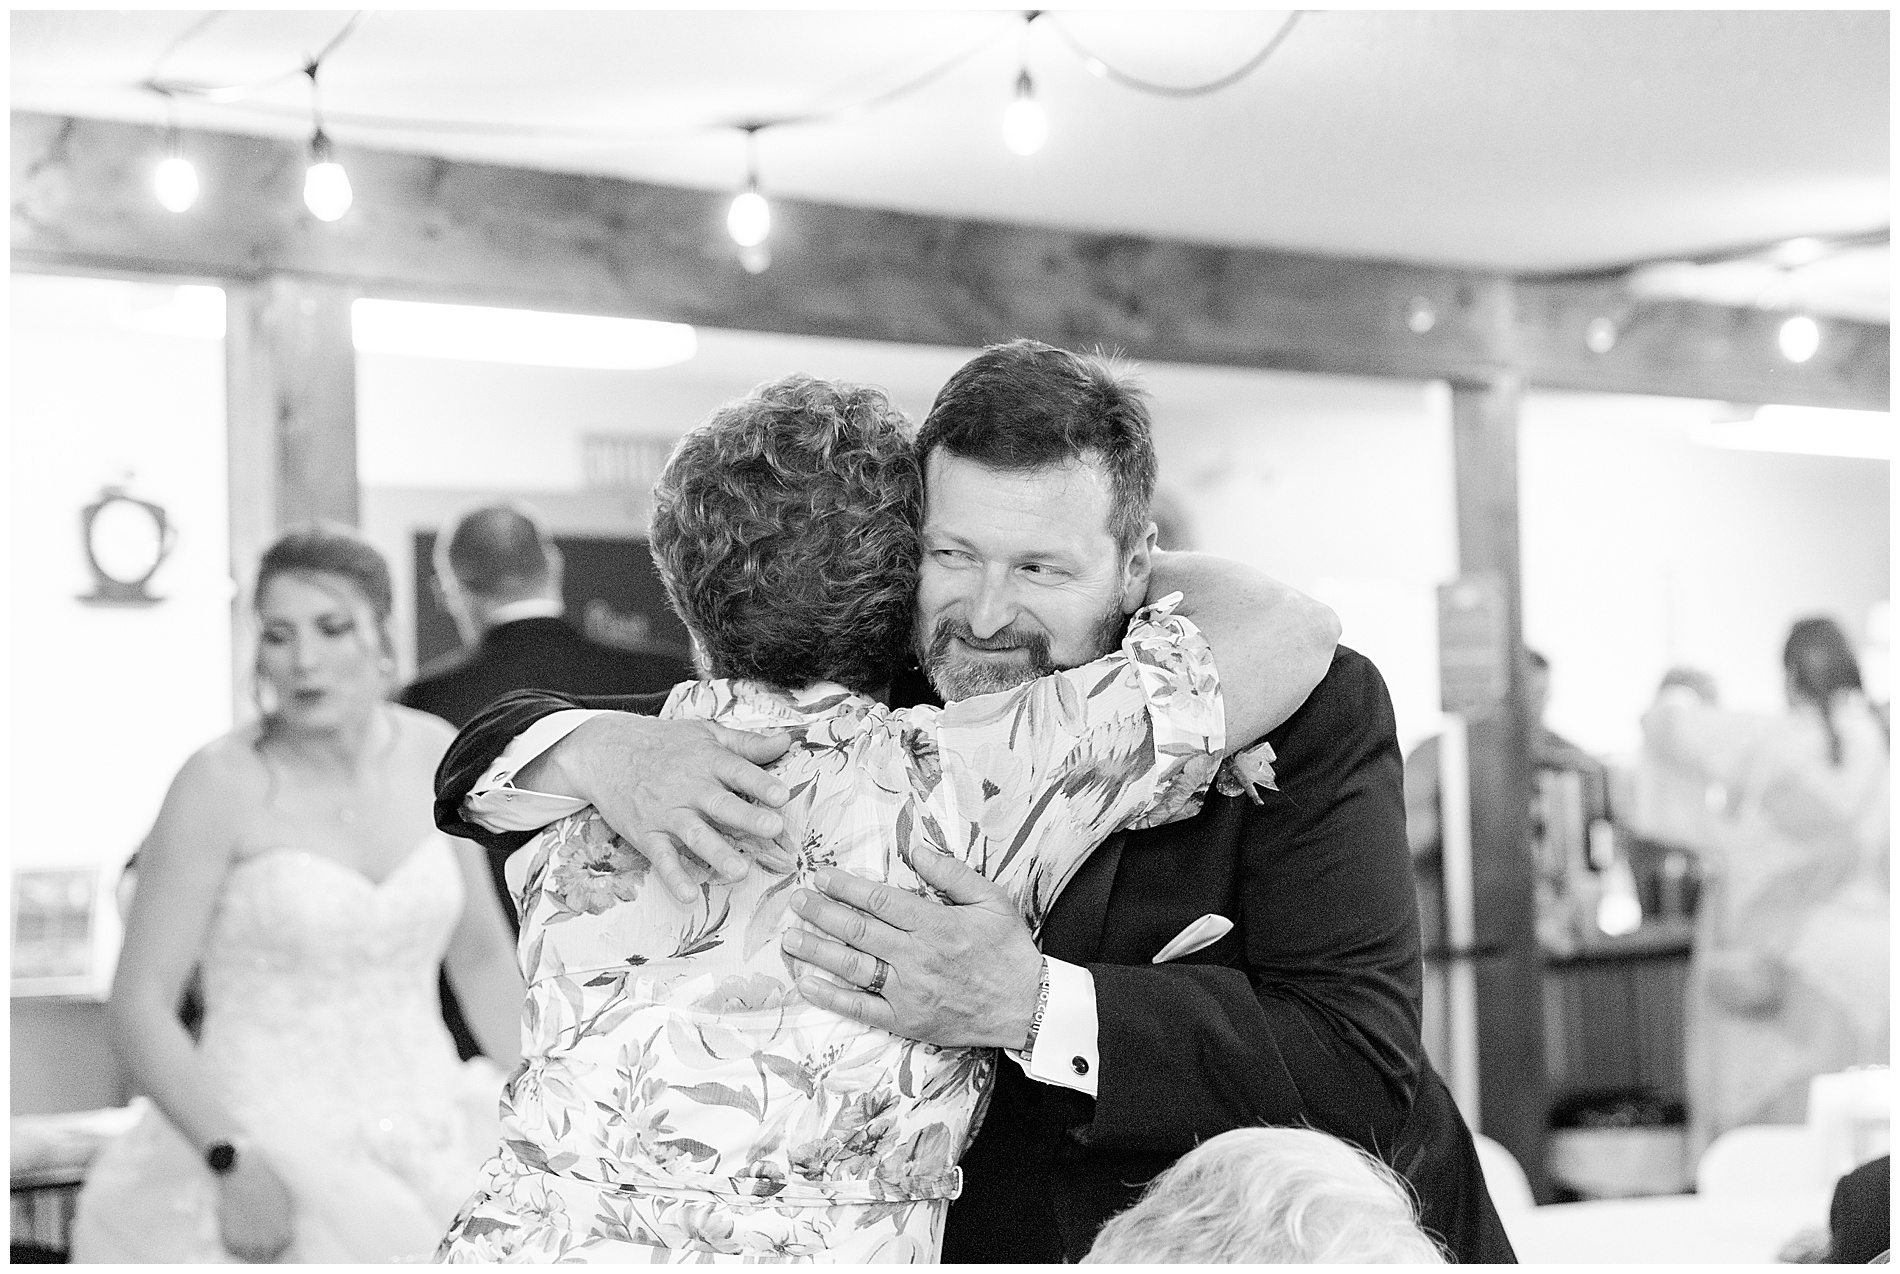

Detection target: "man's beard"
[922, 600, 1129, 702]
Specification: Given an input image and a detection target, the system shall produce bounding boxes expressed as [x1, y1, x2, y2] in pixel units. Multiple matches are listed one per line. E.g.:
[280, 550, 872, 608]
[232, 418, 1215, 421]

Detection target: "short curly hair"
[649, 375, 922, 695]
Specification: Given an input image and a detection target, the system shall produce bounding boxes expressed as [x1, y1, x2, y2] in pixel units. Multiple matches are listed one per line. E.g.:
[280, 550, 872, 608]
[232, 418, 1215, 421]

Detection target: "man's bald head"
[440, 503, 557, 601]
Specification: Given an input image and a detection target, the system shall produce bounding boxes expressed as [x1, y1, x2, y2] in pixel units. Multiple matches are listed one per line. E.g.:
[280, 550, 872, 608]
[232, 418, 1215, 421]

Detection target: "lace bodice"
[71, 833, 507, 1264]
[197, 836, 471, 1142]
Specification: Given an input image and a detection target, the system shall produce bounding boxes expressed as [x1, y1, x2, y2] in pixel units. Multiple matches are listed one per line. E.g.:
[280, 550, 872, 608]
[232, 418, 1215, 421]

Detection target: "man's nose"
[967, 569, 1018, 639]
[292, 634, 322, 672]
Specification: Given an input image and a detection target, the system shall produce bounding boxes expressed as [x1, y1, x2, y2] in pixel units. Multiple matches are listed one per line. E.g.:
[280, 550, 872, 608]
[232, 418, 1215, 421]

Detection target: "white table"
[1501, 1187, 1834, 1264]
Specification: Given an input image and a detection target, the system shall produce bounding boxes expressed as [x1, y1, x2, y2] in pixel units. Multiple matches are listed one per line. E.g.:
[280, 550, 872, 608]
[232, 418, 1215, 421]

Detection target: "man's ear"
[1119, 521, 1159, 612]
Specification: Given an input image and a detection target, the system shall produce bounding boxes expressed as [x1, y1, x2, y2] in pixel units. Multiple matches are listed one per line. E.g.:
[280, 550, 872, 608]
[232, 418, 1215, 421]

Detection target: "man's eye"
[1021, 563, 1065, 579]
[930, 548, 972, 565]
[319, 619, 356, 637]
[261, 629, 290, 645]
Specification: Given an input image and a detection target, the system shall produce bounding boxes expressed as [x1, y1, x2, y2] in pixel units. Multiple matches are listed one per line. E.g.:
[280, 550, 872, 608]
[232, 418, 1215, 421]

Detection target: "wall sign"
[1438, 573, 1510, 715]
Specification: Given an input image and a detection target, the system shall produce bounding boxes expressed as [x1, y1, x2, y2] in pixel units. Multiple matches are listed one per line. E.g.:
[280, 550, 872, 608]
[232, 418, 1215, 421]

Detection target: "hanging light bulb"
[726, 125, 771, 252]
[151, 93, 198, 213]
[727, 186, 771, 248]
[1778, 313, 1821, 363]
[1002, 70, 1048, 156]
[303, 129, 353, 222]
[153, 153, 199, 213]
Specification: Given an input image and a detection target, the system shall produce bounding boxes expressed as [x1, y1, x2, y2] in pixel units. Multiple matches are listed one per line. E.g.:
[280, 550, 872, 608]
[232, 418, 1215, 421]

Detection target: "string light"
[301, 59, 353, 221]
[1778, 314, 1821, 363]
[727, 188, 770, 247]
[1002, 71, 1048, 156]
[727, 125, 772, 272]
[1001, 12, 1048, 157]
[135, 11, 1314, 229]
[1048, 10, 1304, 98]
[151, 95, 199, 212]
[304, 130, 354, 221]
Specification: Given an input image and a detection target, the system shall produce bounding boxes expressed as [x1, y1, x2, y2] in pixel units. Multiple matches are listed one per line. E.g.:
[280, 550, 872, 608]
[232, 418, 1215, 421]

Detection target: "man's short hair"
[648, 374, 922, 695]
[916, 338, 1157, 553]
[1081, 1126, 1447, 1264]
[440, 503, 555, 599]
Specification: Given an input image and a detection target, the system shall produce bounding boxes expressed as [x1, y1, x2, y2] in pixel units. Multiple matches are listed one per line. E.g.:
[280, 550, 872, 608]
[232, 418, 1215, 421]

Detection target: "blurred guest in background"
[1622, 666, 1723, 920]
[1081, 1126, 1447, 1263]
[72, 527, 523, 1264]
[1405, 649, 1611, 866]
[404, 501, 692, 733]
[1643, 616, 1889, 1157]
[1404, 648, 1615, 1056]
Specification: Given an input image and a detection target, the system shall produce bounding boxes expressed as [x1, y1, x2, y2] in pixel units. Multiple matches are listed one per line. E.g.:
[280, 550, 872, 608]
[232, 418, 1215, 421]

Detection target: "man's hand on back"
[784, 846, 1043, 1049]
[521, 713, 793, 903]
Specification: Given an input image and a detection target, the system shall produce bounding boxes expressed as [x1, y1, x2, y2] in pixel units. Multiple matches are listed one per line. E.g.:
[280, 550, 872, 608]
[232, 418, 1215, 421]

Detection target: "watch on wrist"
[205, 1140, 239, 1175]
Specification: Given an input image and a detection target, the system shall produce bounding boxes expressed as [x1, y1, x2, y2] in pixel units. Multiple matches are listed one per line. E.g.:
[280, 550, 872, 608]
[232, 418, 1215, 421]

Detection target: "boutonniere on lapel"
[1214, 738, 1278, 804]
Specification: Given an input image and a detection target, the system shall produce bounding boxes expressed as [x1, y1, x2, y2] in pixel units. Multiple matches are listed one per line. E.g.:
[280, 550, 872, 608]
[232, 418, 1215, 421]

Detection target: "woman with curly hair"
[437, 373, 1333, 1263]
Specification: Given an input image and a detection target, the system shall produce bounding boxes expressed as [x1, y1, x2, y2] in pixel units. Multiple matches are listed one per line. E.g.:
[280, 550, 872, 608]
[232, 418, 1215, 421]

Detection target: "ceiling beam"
[11, 112, 1887, 409]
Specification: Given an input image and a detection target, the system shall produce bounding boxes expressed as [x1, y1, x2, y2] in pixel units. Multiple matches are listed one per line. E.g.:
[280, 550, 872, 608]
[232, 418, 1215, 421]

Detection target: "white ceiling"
[10, 8, 1890, 316]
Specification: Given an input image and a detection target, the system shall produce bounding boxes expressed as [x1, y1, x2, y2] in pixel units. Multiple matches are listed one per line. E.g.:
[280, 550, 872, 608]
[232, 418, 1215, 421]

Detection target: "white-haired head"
[1081, 1126, 1448, 1264]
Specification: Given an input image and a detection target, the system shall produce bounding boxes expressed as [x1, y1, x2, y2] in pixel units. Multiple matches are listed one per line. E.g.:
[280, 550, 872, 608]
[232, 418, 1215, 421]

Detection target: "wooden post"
[1448, 375, 1549, 1199]
[223, 276, 359, 713]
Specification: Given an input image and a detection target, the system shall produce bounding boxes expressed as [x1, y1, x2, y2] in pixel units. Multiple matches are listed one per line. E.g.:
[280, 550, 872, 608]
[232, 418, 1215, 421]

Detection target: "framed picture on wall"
[10, 860, 124, 1000]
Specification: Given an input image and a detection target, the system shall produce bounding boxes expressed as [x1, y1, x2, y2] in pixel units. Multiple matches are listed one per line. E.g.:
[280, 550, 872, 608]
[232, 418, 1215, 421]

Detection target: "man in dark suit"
[431, 344, 1513, 1262]
[403, 502, 692, 737]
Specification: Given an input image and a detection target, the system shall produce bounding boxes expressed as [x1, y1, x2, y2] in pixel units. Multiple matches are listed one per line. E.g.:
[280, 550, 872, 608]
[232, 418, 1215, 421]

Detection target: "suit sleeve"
[1079, 650, 1425, 1159]
[432, 687, 667, 852]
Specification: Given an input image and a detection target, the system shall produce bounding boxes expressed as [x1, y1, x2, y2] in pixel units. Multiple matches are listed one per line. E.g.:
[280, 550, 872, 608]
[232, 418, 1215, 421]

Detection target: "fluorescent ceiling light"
[351, 299, 696, 370]
[114, 285, 226, 340]
[1691, 405, 1892, 461]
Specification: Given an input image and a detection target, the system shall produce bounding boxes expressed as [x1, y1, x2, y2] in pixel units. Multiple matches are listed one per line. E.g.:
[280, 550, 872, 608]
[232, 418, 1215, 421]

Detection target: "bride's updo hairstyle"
[251, 525, 398, 706]
[648, 374, 922, 696]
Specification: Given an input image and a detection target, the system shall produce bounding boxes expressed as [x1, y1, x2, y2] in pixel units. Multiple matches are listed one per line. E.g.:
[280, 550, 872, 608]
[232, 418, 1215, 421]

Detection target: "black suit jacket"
[432, 647, 1513, 1263]
[402, 615, 692, 732]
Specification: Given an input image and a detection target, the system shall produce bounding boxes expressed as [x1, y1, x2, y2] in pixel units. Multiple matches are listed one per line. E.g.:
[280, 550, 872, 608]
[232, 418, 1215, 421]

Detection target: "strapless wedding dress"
[70, 836, 506, 1263]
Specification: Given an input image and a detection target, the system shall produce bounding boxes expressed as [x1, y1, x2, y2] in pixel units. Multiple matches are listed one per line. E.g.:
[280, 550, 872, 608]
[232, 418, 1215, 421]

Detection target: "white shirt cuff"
[463, 708, 604, 833]
[1007, 956, 1099, 1097]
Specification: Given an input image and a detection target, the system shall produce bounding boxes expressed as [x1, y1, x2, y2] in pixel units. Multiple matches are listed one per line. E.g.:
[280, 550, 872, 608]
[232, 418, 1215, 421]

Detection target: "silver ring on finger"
[863, 957, 890, 997]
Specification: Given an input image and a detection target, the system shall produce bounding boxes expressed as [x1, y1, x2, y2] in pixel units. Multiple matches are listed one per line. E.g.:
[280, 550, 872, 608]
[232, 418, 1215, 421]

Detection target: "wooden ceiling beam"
[11, 112, 1887, 409]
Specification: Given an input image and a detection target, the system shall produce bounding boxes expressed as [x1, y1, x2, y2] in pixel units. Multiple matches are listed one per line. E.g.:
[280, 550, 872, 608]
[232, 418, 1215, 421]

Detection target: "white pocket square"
[1152, 913, 1234, 963]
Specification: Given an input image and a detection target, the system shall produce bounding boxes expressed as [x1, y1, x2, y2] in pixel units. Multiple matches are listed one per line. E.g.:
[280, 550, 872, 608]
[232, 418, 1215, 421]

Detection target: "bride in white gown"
[71, 527, 524, 1263]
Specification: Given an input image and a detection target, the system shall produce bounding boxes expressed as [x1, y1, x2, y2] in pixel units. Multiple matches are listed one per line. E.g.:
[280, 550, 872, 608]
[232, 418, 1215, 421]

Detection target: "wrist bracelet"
[1022, 957, 1052, 1053]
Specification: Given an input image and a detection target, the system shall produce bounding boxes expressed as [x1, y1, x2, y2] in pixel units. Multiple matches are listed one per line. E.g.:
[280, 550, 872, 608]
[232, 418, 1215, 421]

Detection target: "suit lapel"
[1039, 832, 1125, 964]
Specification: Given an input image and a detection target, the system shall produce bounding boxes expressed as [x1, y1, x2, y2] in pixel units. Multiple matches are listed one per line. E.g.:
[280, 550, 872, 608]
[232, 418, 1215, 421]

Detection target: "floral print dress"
[437, 596, 1246, 1263]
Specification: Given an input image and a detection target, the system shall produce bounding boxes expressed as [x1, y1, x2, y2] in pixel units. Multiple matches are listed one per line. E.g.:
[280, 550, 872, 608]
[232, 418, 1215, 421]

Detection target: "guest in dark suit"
[428, 342, 1514, 1262]
[402, 502, 691, 735]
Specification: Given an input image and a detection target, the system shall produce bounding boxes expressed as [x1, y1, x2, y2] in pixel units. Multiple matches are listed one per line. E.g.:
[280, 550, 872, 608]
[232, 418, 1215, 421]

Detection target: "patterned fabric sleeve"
[914, 593, 1227, 931]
